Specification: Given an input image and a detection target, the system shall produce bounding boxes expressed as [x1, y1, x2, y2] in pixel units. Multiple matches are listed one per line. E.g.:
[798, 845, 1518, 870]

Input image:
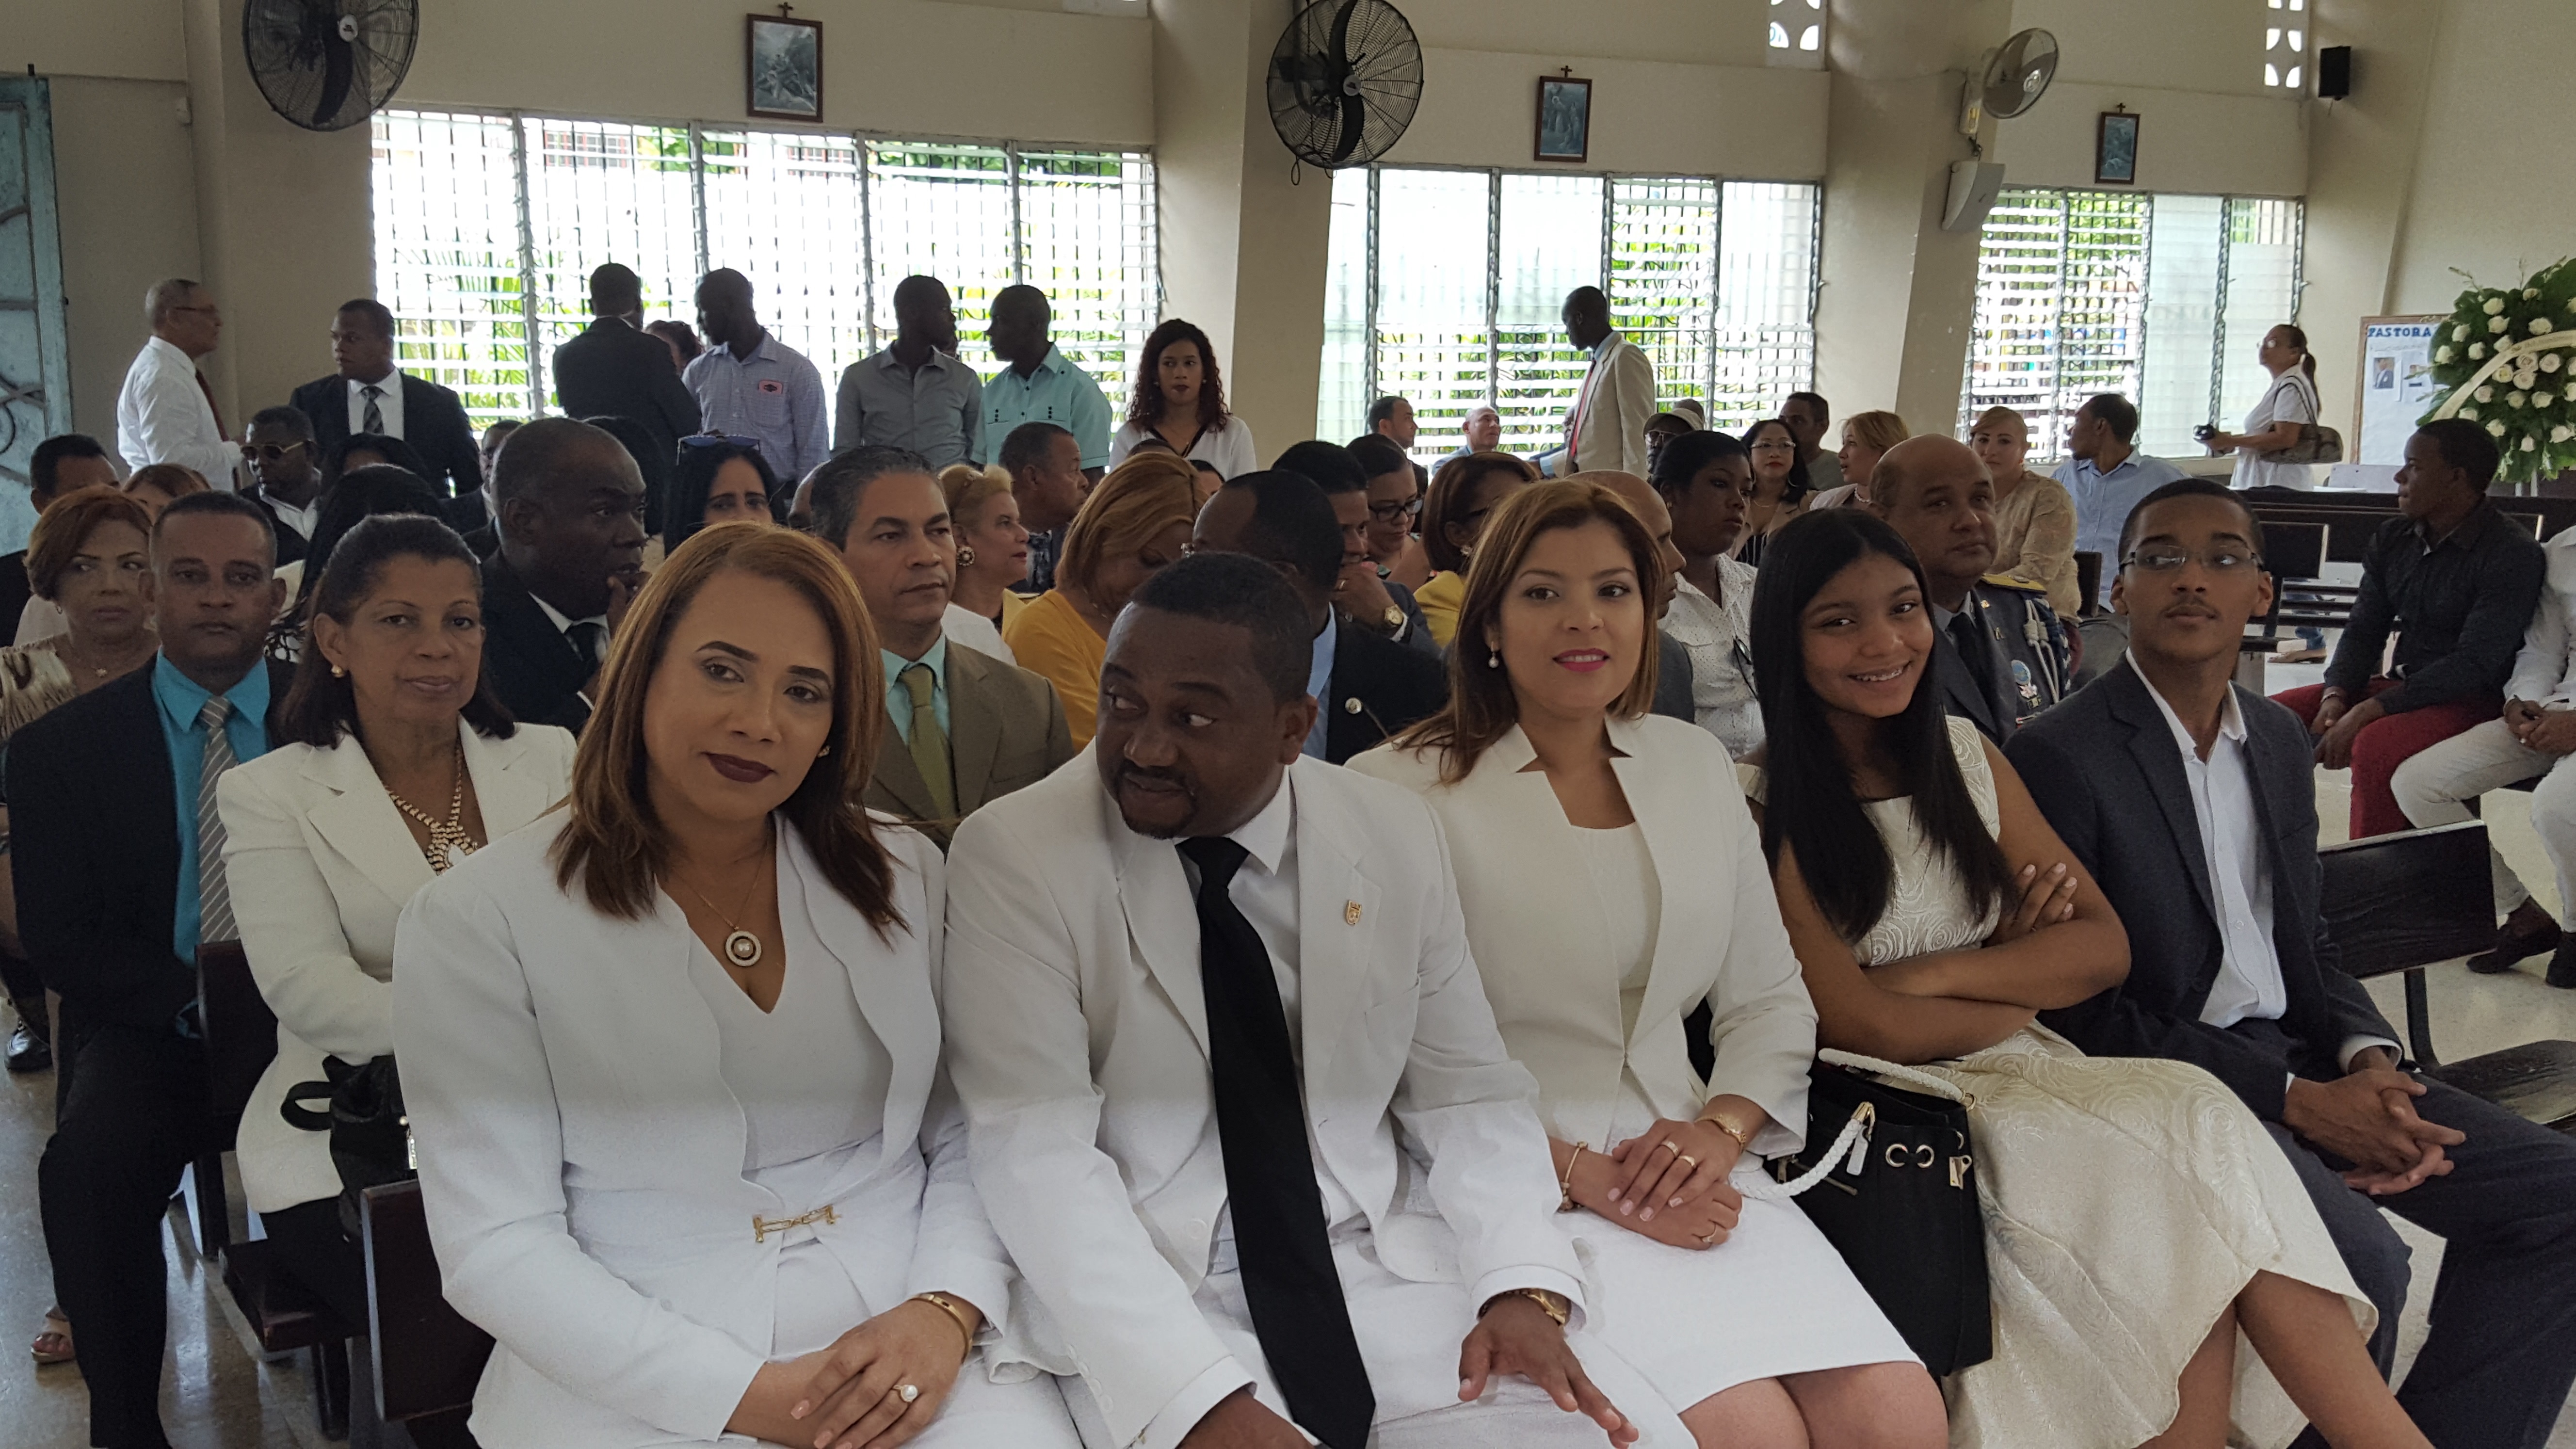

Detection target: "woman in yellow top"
[1414, 450, 1537, 647]
[1000, 452, 1198, 749]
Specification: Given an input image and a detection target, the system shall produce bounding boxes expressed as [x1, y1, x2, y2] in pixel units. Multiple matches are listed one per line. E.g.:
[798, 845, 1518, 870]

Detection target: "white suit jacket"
[217, 720, 576, 1212]
[941, 754, 1581, 1449]
[2508, 526, 2576, 708]
[116, 334, 239, 487]
[393, 815, 1010, 1448]
[1562, 332, 1657, 478]
[1349, 715, 1816, 1157]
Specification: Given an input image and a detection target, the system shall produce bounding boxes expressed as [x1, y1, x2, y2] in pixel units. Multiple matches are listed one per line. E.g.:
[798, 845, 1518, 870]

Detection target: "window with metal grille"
[372, 108, 1159, 429]
[1959, 186, 2303, 461]
[1320, 167, 1820, 464]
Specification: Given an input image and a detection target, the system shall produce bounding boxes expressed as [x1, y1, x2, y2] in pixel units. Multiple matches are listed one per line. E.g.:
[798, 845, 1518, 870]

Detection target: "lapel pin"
[1343, 697, 1363, 714]
[1344, 901, 1363, 926]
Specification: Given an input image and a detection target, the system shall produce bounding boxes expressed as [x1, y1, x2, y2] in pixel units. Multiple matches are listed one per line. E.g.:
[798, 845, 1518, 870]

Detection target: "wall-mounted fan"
[1267, 0, 1423, 172]
[242, 0, 419, 133]
[1959, 28, 2058, 134]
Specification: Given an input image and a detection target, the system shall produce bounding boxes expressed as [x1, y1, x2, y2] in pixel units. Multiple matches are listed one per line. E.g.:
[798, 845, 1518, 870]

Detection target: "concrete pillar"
[1151, 0, 1332, 452]
[179, 0, 373, 433]
[1813, 0, 2011, 433]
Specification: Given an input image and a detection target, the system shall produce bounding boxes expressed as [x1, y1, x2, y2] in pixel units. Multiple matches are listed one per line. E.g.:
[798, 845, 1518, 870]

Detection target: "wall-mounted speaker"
[1943, 159, 2007, 233]
[2318, 46, 2353, 99]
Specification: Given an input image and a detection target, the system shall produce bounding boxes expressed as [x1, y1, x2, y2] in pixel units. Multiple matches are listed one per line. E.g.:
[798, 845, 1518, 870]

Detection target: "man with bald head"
[685, 267, 828, 481]
[837, 273, 982, 468]
[978, 284, 1112, 478]
[481, 417, 648, 732]
[1577, 470, 1698, 728]
[1551, 286, 1656, 478]
[116, 278, 240, 487]
[1871, 435, 2071, 741]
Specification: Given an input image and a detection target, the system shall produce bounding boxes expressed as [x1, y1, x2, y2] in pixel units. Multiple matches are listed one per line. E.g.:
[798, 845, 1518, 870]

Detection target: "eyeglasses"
[2121, 546, 2265, 574]
[681, 433, 764, 453]
[1366, 497, 1423, 523]
[247, 441, 310, 463]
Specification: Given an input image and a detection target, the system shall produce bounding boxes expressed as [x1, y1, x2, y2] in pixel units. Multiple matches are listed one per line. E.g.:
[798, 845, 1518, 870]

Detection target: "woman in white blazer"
[393, 523, 1077, 1449]
[1350, 482, 1945, 1449]
[218, 515, 574, 1441]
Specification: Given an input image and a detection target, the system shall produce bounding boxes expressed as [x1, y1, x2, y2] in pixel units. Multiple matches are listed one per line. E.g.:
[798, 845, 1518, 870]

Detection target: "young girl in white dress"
[1735, 506, 2431, 1449]
[1353, 480, 1946, 1449]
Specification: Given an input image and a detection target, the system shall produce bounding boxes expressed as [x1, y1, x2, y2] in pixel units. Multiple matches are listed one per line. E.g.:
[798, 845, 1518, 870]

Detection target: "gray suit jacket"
[2006, 661, 2399, 1120]
[867, 641, 1074, 847]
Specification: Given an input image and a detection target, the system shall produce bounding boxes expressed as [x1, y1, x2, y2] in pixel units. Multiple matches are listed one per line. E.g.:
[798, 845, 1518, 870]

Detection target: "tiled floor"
[2, 766, 2572, 1448]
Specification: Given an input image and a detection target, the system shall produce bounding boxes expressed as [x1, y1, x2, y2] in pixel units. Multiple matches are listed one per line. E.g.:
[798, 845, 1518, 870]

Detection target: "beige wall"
[1985, 81, 2306, 196]
[45, 76, 201, 445]
[2383, 0, 2576, 314]
[1396, 0, 1772, 65]
[1387, 49, 1827, 178]
[0, 0, 185, 81]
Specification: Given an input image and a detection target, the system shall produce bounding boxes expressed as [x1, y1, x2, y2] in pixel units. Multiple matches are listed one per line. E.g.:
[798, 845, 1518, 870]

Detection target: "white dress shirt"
[1663, 563, 1762, 759]
[116, 334, 238, 488]
[2506, 527, 2576, 708]
[346, 368, 406, 438]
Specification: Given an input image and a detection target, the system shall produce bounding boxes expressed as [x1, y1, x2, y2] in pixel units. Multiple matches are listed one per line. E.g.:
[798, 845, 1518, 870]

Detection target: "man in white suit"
[943, 553, 1648, 1449]
[1549, 287, 1656, 479]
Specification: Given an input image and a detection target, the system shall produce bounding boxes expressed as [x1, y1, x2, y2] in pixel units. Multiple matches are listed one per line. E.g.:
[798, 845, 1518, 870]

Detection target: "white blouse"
[2237, 371, 2319, 491]
[1107, 416, 1261, 479]
[1573, 822, 1673, 1146]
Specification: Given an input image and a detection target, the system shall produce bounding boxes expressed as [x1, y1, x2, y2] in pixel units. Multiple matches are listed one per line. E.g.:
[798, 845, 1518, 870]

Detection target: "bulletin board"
[2357, 316, 2447, 466]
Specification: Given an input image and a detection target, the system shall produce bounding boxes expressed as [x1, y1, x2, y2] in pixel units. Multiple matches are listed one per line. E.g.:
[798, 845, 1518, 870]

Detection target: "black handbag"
[1759, 1050, 1994, 1376]
[280, 1053, 413, 1237]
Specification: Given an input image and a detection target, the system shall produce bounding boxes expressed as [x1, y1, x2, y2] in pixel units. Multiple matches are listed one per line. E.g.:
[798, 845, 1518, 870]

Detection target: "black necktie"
[1177, 836, 1375, 1449]
[1949, 608, 1999, 709]
[567, 621, 606, 669]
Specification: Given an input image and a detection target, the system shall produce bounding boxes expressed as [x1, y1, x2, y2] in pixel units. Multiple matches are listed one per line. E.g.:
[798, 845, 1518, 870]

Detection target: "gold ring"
[1674, 1154, 1698, 1169]
[897, 1384, 921, 1404]
[1651, 1140, 1680, 1157]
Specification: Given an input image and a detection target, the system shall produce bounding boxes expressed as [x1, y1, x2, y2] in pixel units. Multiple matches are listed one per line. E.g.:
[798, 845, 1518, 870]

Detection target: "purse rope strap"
[1736, 1049, 1972, 1202]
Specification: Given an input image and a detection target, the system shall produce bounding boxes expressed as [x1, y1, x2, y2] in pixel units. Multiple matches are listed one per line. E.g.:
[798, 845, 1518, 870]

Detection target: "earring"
[956, 546, 976, 566]
[1487, 649, 1501, 669]
[817, 743, 830, 757]
[330, 663, 346, 678]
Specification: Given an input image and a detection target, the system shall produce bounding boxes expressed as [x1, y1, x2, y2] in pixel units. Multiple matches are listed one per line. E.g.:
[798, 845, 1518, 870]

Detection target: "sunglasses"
[681, 433, 764, 453]
[248, 441, 311, 463]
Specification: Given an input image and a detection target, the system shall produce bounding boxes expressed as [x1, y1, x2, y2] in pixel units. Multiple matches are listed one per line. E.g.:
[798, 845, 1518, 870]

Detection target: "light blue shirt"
[684, 332, 831, 484]
[976, 344, 1115, 470]
[1302, 613, 1337, 759]
[882, 635, 950, 744]
[152, 653, 271, 965]
[2052, 449, 2190, 606]
[835, 345, 984, 469]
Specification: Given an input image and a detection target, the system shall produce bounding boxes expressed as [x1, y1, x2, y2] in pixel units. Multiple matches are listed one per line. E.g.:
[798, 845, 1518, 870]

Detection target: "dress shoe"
[2549, 941, 2576, 990]
[2469, 902, 2562, 974]
[5, 1014, 49, 1074]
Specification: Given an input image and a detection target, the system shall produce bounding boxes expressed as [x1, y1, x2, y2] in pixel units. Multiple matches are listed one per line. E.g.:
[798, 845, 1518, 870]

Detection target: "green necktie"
[900, 661, 956, 821]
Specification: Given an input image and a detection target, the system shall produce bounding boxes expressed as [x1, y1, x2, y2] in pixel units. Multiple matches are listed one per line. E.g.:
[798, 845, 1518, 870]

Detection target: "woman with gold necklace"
[216, 514, 575, 1448]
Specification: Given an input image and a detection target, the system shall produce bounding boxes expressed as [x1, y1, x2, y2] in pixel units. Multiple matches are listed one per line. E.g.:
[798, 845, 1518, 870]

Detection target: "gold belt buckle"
[752, 1204, 838, 1244]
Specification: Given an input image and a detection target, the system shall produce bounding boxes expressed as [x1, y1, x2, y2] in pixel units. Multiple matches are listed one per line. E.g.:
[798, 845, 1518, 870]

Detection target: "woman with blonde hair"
[1414, 450, 1540, 647]
[999, 451, 1198, 748]
[1352, 481, 1944, 1449]
[1968, 407, 2081, 619]
[395, 522, 1079, 1449]
[1808, 412, 1910, 513]
[939, 464, 1030, 643]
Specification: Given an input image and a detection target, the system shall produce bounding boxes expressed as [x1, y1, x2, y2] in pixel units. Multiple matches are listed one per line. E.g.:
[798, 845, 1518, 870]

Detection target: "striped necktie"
[197, 695, 239, 945]
[361, 383, 385, 435]
[900, 662, 956, 821]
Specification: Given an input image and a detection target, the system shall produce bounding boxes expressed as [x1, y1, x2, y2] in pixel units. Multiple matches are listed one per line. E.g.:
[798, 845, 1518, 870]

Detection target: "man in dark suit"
[240, 405, 322, 567]
[1191, 469, 1445, 764]
[1872, 435, 2071, 741]
[479, 418, 648, 734]
[15, 491, 289, 1449]
[289, 298, 483, 499]
[2009, 478, 2576, 1449]
[795, 446, 1075, 846]
[551, 262, 702, 468]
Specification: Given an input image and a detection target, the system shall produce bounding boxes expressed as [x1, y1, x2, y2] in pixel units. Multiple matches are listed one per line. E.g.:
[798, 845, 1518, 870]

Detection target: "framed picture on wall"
[2095, 110, 2140, 185]
[1535, 74, 1592, 163]
[747, 13, 823, 122]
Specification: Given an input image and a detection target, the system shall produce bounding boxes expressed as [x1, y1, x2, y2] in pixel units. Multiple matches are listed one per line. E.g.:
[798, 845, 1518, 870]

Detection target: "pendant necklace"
[671, 847, 769, 969]
[385, 747, 478, 873]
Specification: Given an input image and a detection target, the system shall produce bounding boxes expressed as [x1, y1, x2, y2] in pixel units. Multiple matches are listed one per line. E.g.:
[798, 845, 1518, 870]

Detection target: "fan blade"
[1329, 88, 1367, 165]
[313, 32, 355, 127]
[1326, 0, 1361, 80]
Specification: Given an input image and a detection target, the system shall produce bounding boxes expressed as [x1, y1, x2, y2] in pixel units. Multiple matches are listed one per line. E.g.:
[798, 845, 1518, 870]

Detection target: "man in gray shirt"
[835, 274, 982, 469]
[683, 269, 829, 483]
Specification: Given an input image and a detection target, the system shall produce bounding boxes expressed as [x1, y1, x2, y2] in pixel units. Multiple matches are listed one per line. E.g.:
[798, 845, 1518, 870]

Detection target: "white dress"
[1107, 416, 1260, 479]
[2236, 371, 2318, 491]
[1744, 718, 2372, 1449]
[1559, 825, 1918, 1413]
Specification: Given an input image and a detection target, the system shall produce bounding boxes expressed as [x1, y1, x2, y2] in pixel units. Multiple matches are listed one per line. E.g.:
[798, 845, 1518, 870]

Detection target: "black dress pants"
[39, 1023, 210, 1449]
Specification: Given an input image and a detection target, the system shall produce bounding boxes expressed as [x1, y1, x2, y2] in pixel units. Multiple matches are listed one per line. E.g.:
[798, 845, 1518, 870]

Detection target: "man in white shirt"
[942, 552, 1647, 1449]
[2051, 393, 2186, 609]
[115, 278, 238, 489]
[1547, 288, 1655, 479]
[2011, 477, 2576, 1449]
[2391, 523, 2576, 984]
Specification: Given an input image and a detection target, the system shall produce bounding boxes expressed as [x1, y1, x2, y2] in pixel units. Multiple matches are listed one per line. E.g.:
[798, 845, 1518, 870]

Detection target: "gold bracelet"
[910, 1292, 976, 1362]
[1698, 1112, 1756, 1152]
[1480, 1288, 1570, 1327]
[1556, 1143, 1586, 1213]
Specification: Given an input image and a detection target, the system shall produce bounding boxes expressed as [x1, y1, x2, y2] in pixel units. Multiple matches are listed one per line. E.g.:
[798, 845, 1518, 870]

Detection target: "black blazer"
[1935, 594, 2017, 743]
[289, 371, 485, 499]
[552, 317, 703, 464]
[2006, 662, 2399, 1121]
[242, 484, 311, 568]
[8, 660, 292, 1042]
[1651, 629, 1693, 724]
[480, 553, 594, 734]
[0, 552, 30, 645]
[1325, 620, 1447, 765]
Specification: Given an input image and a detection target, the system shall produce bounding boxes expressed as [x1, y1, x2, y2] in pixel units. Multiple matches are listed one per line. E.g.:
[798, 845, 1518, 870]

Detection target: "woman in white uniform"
[1351, 480, 1945, 1449]
[2207, 324, 2327, 654]
[394, 522, 1078, 1449]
